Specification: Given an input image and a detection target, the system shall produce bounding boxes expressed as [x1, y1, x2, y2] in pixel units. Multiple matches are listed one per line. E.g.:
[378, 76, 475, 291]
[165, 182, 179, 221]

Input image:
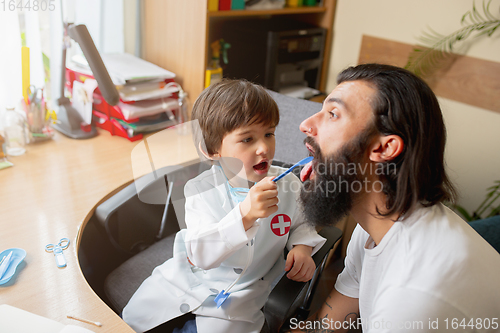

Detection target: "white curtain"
[0, 0, 126, 122]
[73, 0, 124, 54]
[25, 11, 45, 89]
[0, 10, 22, 124]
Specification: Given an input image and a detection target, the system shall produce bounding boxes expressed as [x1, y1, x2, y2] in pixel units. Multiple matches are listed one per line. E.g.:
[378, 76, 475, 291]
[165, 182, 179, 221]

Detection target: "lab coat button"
[234, 268, 243, 274]
[180, 303, 190, 313]
[210, 288, 219, 294]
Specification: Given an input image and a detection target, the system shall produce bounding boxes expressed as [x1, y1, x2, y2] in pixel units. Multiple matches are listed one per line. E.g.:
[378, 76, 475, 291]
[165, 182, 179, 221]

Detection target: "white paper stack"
[69, 53, 176, 86]
[0, 305, 95, 333]
[68, 53, 182, 138]
[118, 98, 179, 120]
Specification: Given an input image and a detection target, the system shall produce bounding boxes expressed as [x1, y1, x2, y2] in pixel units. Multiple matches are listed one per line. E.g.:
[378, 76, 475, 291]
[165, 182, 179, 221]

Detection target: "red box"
[219, 0, 231, 10]
[65, 67, 178, 141]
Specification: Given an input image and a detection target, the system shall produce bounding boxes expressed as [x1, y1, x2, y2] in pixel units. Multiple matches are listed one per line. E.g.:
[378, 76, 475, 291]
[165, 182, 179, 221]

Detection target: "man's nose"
[300, 114, 317, 135]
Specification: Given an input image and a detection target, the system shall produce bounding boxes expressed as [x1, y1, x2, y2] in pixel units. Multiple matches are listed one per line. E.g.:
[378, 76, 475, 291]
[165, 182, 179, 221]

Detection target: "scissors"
[45, 238, 70, 268]
[27, 85, 43, 105]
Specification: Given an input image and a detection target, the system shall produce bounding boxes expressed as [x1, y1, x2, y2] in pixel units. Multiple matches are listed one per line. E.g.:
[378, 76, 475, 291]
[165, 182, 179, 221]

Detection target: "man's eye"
[242, 137, 252, 143]
[265, 133, 275, 138]
[329, 111, 338, 119]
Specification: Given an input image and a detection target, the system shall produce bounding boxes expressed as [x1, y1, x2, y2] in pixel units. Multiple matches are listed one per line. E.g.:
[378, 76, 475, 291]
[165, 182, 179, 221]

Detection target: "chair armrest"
[94, 162, 209, 255]
[263, 226, 342, 333]
[95, 182, 138, 226]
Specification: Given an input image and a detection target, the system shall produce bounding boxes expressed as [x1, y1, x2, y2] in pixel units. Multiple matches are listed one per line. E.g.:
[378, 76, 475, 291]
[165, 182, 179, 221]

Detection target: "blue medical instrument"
[272, 156, 313, 182]
[0, 248, 26, 285]
[227, 182, 255, 203]
[0, 251, 13, 279]
[45, 238, 70, 268]
[214, 239, 254, 308]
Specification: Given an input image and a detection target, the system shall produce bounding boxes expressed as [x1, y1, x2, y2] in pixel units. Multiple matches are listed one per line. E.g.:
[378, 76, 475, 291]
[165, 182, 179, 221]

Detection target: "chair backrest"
[267, 90, 322, 165]
[164, 161, 211, 230]
[94, 160, 211, 254]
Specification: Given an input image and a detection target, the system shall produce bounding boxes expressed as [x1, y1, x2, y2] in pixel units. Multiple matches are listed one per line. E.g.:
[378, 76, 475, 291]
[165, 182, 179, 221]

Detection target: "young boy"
[123, 79, 325, 333]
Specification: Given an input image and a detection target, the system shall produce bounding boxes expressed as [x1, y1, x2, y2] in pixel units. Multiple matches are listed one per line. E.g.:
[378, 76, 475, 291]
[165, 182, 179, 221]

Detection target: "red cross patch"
[270, 214, 291, 236]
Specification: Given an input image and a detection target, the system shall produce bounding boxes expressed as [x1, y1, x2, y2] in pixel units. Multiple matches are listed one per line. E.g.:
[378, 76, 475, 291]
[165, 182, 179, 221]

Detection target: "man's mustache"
[303, 136, 322, 159]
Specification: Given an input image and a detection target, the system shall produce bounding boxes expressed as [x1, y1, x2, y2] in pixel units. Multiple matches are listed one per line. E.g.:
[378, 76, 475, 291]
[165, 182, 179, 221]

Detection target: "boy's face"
[215, 122, 276, 185]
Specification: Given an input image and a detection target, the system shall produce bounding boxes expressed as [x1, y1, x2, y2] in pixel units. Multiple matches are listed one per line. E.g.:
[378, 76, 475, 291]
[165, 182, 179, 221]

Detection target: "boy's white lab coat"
[122, 165, 325, 333]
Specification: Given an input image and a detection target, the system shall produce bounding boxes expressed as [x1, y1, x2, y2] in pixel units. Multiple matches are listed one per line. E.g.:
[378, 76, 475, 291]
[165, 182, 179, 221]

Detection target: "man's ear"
[369, 134, 404, 162]
[198, 142, 220, 160]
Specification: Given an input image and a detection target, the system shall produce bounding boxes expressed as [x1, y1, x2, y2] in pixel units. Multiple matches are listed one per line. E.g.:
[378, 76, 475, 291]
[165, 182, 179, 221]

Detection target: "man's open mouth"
[300, 143, 316, 182]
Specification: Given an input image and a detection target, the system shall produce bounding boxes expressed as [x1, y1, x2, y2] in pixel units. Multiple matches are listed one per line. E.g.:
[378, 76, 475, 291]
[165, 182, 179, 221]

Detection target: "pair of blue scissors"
[45, 238, 70, 268]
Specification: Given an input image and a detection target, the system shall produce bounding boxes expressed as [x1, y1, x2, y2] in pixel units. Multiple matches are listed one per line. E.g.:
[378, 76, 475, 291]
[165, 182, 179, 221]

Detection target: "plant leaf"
[406, 0, 500, 77]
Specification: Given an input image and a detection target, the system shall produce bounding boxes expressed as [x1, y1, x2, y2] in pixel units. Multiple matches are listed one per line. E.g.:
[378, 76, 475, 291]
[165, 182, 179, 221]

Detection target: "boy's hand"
[240, 177, 278, 230]
[285, 245, 315, 282]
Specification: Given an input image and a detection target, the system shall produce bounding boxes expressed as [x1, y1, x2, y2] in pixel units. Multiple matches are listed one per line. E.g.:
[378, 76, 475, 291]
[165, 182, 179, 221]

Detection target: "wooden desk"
[0, 128, 198, 332]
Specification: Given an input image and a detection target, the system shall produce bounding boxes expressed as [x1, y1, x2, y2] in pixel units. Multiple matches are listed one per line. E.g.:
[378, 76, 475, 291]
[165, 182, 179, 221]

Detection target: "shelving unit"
[143, 0, 336, 112]
[208, 6, 327, 17]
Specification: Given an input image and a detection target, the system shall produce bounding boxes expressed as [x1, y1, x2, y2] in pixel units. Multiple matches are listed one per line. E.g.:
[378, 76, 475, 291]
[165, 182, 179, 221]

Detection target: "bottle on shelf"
[3, 106, 27, 156]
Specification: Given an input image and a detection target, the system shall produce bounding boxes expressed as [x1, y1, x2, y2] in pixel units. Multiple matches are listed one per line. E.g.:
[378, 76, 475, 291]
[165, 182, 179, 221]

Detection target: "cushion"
[104, 233, 176, 314]
[469, 215, 500, 253]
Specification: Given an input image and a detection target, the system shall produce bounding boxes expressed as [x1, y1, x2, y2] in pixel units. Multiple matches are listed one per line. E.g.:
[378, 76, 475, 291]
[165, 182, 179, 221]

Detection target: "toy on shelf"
[205, 39, 231, 88]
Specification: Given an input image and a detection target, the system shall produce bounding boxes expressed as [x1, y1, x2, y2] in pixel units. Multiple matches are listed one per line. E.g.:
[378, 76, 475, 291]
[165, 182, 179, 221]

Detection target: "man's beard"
[299, 128, 374, 228]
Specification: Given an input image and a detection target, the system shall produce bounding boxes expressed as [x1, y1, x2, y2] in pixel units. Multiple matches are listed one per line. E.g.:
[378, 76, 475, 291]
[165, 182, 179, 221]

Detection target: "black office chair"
[96, 160, 342, 332]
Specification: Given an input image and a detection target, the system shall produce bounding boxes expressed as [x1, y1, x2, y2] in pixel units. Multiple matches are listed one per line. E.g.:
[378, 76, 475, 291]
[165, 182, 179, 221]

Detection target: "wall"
[123, 0, 138, 56]
[327, 0, 500, 215]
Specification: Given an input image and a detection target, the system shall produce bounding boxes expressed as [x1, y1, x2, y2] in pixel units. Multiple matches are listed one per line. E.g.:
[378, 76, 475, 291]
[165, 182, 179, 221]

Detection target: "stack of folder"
[66, 53, 182, 141]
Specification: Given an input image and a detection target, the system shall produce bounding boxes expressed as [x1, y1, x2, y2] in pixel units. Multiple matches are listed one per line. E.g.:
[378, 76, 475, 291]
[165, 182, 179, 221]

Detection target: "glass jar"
[3, 106, 27, 156]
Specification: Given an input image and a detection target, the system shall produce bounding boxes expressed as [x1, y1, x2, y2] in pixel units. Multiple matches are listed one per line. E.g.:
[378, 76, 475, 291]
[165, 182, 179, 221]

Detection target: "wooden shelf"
[208, 6, 326, 17]
[143, 0, 336, 110]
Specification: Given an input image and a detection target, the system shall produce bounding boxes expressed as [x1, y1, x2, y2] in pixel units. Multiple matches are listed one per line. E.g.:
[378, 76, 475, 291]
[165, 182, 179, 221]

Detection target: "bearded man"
[294, 64, 500, 333]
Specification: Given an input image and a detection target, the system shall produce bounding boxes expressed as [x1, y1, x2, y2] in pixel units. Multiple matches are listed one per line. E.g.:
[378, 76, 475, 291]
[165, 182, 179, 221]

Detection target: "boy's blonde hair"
[191, 79, 280, 156]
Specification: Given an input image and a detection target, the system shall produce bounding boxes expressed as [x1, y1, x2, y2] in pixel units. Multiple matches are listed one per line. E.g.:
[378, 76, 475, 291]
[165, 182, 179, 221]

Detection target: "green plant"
[454, 180, 500, 221]
[405, 0, 500, 76]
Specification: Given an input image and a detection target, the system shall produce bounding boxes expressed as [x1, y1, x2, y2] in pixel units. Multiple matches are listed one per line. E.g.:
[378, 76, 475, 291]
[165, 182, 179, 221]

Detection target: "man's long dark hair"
[338, 63, 457, 217]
